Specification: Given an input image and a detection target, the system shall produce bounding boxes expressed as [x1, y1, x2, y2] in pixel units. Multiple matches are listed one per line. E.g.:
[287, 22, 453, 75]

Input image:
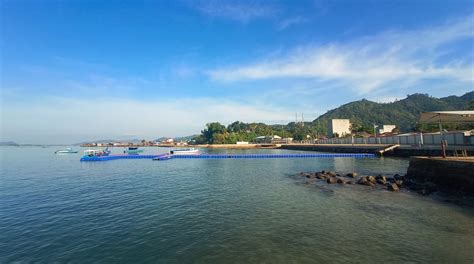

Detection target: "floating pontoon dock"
[80, 153, 376, 162]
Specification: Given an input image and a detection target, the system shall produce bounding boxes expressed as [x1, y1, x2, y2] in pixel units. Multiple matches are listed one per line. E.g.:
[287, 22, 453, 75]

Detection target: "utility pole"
[302, 113, 304, 127]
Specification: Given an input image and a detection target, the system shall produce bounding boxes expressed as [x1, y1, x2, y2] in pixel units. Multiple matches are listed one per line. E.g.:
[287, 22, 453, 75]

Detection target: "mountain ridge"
[313, 91, 474, 132]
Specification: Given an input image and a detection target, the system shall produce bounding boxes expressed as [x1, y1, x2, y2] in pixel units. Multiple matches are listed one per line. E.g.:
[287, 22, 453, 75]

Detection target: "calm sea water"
[1, 147, 473, 263]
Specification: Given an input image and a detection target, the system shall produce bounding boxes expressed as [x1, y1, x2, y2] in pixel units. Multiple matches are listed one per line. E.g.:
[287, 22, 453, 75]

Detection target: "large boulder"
[395, 180, 403, 187]
[358, 177, 375, 186]
[376, 178, 387, 185]
[337, 178, 346, 184]
[387, 183, 400, 191]
[394, 174, 405, 181]
[316, 172, 329, 179]
[367, 176, 377, 184]
[346, 172, 358, 178]
[357, 177, 368, 185]
[327, 177, 337, 184]
[376, 175, 387, 182]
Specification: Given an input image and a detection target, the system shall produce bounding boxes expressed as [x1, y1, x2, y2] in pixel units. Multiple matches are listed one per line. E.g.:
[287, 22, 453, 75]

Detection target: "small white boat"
[55, 148, 78, 154]
[170, 148, 199, 155]
[83, 148, 111, 157]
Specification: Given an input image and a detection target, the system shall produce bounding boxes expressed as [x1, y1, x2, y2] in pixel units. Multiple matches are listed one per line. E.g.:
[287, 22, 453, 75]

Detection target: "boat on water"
[124, 147, 144, 154]
[152, 155, 172, 161]
[55, 148, 78, 154]
[83, 147, 111, 157]
[170, 148, 199, 155]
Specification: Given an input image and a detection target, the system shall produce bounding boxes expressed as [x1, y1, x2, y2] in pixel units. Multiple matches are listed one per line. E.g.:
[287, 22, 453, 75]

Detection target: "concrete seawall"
[279, 144, 474, 157]
[406, 157, 474, 194]
[280, 144, 382, 154]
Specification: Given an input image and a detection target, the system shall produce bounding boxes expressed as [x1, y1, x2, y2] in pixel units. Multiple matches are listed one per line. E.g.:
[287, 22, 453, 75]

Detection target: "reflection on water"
[0, 147, 473, 263]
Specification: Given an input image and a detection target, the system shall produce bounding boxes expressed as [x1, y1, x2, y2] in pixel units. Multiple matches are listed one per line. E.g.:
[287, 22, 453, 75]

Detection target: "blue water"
[1, 147, 473, 263]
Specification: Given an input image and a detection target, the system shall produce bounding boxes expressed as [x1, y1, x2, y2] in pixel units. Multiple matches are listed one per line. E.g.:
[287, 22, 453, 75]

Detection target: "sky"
[1, 0, 473, 144]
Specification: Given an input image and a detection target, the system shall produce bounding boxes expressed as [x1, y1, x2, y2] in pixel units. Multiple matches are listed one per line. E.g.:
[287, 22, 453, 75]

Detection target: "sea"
[1, 146, 473, 263]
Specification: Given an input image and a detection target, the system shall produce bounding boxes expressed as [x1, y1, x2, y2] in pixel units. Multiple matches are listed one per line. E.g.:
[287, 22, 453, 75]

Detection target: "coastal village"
[82, 113, 474, 155]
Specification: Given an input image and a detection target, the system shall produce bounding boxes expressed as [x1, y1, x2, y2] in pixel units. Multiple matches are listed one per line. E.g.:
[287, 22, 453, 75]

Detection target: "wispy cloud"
[208, 16, 474, 93]
[276, 16, 307, 30]
[190, 0, 279, 23]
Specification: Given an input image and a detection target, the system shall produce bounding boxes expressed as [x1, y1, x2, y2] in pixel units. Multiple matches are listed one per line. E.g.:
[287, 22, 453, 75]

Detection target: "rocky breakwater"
[406, 157, 474, 196]
[296, 170, 405, 192]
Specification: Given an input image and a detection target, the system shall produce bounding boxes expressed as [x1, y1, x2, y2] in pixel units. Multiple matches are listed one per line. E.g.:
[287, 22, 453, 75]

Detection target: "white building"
[377, 125, 397, 134]
[328, 119, 351, 138]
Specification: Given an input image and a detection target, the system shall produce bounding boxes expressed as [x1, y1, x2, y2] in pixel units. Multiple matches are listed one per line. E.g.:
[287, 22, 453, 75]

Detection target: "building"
[377, 125, 396, 135]
[328, 119, 351, 138]
[254, 135, 282, 143]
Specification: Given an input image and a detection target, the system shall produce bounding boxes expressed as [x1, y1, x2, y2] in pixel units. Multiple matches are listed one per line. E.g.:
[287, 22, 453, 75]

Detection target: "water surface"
[1, 147, 473, 263]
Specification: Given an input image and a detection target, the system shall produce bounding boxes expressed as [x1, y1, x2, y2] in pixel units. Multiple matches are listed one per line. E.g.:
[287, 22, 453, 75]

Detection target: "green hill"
[312, 91, 474, 133]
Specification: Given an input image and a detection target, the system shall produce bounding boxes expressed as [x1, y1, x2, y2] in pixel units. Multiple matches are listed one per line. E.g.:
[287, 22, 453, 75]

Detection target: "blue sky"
[1, 0, 473, 144]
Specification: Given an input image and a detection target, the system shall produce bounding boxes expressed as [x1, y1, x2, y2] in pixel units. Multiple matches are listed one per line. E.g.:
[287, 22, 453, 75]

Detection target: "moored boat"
[170, 148, 199, 155]
[55, 148, 78, 154]
[124, 147, 144, 154]
[83, 147, 111, 157]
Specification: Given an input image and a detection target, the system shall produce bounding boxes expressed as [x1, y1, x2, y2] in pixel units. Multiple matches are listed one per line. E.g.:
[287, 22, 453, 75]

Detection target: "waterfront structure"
[377, 125, 397, 134]
[315, 130, 474, 146]
[254, 135, 282, 143]
[328, 119, 351, 138]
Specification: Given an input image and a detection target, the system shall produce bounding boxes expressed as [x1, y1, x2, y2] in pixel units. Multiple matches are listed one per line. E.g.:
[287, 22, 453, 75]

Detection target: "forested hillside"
[192, 92, 473, 144]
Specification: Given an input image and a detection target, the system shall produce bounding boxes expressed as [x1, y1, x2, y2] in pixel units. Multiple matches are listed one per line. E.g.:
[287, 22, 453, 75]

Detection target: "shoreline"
[78, 143, 474, 157]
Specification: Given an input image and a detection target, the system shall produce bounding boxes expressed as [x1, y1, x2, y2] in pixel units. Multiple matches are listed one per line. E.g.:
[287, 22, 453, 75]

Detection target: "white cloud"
[0, 97, 292, 144]
[208, 16, 474, 93]
[276, 16, 306, 30]
[190, 0, 279, 23]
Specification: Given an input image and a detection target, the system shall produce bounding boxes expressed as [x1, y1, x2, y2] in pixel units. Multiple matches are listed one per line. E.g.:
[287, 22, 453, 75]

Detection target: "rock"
[357, 177, 374, 186]
[386, 177, 395, 183]
[321, 170, 326, 174]
[357, 177, 368, 185]
[395, 180, 403, 187]
[336, 173, 341, 177]
[367, 176, 376, 184]
[337, 178, 346, 184]
[387, 183, 400, 191]
[376, 174, 387, 181]
[394, 174, 405, 181]
[327, 177, 337, 184]
[316, 172, 329, 179]
[376, 179, 387, 185]
[327, 171, 337, 177]
[346, 172, 358, 178]
[346, 181, 354, 185]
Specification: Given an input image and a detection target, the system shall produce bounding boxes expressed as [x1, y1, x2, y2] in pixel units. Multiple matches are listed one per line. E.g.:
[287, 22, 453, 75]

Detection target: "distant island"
[0, 141, 20, 146]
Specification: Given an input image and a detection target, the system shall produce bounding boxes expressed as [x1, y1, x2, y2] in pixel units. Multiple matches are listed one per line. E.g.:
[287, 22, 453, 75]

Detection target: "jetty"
[406, 156, 474, 194]
[80, 153, 376, 162]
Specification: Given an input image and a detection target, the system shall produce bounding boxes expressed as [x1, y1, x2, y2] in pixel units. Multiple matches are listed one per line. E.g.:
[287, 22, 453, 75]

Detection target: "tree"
[202, 122, 226, 143]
